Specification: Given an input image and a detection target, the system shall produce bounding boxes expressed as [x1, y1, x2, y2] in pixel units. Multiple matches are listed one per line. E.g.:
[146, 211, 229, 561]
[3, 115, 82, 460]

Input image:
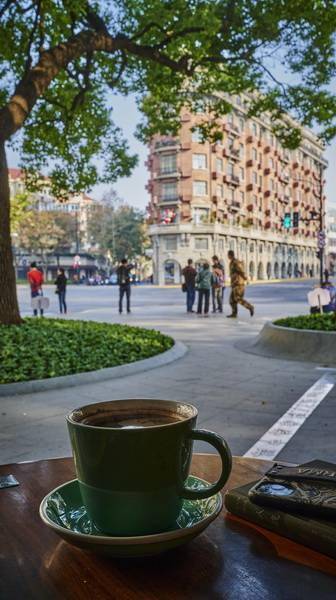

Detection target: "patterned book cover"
[225, 481, 336, 559]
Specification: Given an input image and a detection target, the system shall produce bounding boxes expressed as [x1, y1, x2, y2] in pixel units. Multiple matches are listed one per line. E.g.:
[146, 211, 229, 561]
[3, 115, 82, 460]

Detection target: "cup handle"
[181, 429, 232, 500]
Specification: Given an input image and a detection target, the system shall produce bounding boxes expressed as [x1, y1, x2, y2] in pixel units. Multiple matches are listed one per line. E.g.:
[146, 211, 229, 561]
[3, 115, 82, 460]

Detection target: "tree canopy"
[1, 0, 336, 195]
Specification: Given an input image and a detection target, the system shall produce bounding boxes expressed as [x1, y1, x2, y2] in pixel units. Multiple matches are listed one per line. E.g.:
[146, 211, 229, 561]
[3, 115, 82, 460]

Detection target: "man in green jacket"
[227, 250, 254, 318]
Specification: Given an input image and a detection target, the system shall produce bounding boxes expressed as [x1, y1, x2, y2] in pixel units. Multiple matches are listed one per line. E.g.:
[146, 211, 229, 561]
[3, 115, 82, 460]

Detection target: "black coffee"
[82, 412, 183, 428]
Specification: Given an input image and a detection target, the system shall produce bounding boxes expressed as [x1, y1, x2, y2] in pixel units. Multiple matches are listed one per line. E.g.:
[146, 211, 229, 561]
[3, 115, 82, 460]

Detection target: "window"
[239, 117, 245, 132]
[259, 175, 262, 187]
[253, 195, 257, 204]
[160, 154, 177, 174]
[192, 153, 207, 169]
[193, 207, 209, 224]
[228, 188, 235, 201]
[270, 179, 274, 191]
[195, 237, 208, 250]
[161, 182, 178, 201]
[216, 157, 223, 172]
[269, 158, 274, 169]
[236, 96, 242, 106]
[218, 238, 224, 250]
[239, 143, 244, 158]
[253, 171, 258, 184]
[252, 122, 258, 137]
[240, 191, 245, 204]
[270, 134, 274, 146]
[252, 148, 257, 161]
[192, 128, 203, 142]
[227, 162, 234, 176]
[227, 113, 234, 124]
[259, 244, 263, 253]
[239, 167, 245, 180]
[193, 180, 208, 196]
[165, 236, 177, 251]
[216, 184, 224, 198]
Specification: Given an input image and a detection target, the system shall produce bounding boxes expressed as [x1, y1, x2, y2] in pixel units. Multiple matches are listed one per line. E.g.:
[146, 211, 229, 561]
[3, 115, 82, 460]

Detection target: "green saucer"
[39, 476, 222, 557]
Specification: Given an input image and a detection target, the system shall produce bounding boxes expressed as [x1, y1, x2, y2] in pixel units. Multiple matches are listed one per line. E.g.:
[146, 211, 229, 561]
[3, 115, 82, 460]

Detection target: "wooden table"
[1, 454, 335, 600]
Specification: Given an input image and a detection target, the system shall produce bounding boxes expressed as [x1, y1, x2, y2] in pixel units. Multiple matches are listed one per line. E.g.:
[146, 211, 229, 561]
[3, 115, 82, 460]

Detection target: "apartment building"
[9, 168, 95, 249]
[326, 207, 336, 275]
[146, 95, 327, 284]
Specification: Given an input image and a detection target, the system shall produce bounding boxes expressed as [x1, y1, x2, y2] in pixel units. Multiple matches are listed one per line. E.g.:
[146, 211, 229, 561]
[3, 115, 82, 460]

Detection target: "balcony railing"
[158, 194, 181, 203]
[155, 167, 180, 179]
[154, 139, 180, 151]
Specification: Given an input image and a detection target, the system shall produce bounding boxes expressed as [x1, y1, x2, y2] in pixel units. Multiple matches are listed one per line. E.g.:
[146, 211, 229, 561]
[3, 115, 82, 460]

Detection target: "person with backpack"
[27, 262, 44, 317]
[55, 268, 67, 314]
[196, 262, 212, 317]
[212, 265, 224, 313]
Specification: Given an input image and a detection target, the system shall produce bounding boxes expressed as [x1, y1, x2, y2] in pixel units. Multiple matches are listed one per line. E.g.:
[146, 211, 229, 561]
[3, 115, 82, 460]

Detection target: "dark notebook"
[225, 481, 336, 560]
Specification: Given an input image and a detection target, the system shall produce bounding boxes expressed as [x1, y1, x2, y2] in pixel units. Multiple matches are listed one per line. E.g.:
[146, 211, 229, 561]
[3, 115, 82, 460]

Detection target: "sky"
[6, 93, 335, 210]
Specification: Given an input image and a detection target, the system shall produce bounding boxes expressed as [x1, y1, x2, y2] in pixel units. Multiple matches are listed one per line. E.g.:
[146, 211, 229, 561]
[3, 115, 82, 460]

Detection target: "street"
[1, 279, 335, 466]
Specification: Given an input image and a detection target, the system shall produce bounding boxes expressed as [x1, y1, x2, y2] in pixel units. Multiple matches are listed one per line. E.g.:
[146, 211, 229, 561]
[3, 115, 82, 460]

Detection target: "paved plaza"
[1, 280, 336, 466]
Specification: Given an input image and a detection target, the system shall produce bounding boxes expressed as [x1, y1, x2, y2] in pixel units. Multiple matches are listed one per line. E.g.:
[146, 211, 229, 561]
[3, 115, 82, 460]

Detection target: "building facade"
[326, 208, 336, 275]
[146, 96, 327, 284]
[9, 168, 95, 250]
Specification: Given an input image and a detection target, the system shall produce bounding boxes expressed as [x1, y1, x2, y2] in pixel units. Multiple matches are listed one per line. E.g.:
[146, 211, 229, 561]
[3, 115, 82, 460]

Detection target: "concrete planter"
[0, 341, 187, 397]
[248, 321, 336, 365]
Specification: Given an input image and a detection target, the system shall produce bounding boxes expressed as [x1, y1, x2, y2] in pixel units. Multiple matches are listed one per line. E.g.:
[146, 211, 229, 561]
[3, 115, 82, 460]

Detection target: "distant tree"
[88, 192, 146, 262]
[1, 1, 336, 323]
[16, 211, 72, 268]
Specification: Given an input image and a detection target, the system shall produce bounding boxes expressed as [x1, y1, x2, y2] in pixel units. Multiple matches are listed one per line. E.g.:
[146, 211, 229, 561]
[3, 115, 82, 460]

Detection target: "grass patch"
[0, 318, 174, 384]
[274, 314, 336, 332]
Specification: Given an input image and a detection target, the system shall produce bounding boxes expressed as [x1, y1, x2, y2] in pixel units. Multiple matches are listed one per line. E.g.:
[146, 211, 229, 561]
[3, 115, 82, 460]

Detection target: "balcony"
[225, 123, 240, 136]
[223, 147, 240, 160]
[246, 159, 253, 167]
[246, 135, 254, 144]
[264, 168, 271, 176]
[154, 139, 180, 152]
[225, 174, 240, 186]
[155, 167, 180, 180]
[264, 146, 271, 154]
[158, 195, 181, 205]
[229, 200, 241, 211]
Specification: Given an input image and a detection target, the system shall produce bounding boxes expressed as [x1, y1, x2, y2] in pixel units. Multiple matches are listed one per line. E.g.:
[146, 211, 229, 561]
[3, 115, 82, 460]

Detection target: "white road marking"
[244, 372, 336, 460]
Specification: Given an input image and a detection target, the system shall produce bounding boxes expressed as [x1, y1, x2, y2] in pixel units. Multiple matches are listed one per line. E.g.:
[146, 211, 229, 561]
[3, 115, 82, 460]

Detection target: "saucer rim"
[39, 475, 223, 546]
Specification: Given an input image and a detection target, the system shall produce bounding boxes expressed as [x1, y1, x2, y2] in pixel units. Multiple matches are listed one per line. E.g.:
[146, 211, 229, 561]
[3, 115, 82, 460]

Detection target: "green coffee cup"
[66, 399, 232, 536]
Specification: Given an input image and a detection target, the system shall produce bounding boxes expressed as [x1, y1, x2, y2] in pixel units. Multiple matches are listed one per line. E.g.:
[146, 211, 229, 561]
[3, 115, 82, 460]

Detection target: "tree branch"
[0, 30, 191, 142]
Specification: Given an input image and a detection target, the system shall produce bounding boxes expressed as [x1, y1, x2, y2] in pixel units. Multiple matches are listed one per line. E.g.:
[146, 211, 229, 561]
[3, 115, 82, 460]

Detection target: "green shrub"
[0, 319, 174, 384]
[274, 314, 336, 332]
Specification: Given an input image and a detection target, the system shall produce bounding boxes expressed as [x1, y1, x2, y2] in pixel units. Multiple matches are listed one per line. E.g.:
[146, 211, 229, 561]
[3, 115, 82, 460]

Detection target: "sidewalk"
[1, 283, 335, 466]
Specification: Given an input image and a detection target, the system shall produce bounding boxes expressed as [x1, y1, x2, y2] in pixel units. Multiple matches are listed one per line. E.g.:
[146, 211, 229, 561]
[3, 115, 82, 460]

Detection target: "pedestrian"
[211, 255, 225, 313]
[117, 258, 132, 314]
[227, 250, 254, 318]
[196, 262, 212, 317]
[55, 268, 67, 314]
[182, 259, 197, 313]
[27, 261, 44, 317]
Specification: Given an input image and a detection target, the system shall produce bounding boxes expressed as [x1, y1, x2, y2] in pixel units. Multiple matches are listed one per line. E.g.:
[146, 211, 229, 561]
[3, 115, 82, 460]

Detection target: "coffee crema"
[81, 412, 184, 428]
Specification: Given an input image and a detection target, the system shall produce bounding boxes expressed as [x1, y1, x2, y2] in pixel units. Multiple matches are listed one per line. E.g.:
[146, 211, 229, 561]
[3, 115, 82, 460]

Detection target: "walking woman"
[196, 263, 212, 317]
[55, 268, 67, 314]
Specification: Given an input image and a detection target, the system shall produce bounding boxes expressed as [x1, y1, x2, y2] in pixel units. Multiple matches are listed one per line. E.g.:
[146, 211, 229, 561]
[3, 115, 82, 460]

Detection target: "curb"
[0, 341, 188, 397]
[241, 321, 336, 365]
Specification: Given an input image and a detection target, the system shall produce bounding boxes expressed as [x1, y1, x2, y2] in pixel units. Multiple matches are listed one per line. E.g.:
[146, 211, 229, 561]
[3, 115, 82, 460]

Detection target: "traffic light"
[293, 212, 299, 228]
[283, 213, 291, 229]
[316, 250, 322, 259]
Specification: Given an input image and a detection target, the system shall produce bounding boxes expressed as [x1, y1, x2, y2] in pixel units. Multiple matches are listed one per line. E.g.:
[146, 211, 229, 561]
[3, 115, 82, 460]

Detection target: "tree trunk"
[0, 142, 22, 324]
